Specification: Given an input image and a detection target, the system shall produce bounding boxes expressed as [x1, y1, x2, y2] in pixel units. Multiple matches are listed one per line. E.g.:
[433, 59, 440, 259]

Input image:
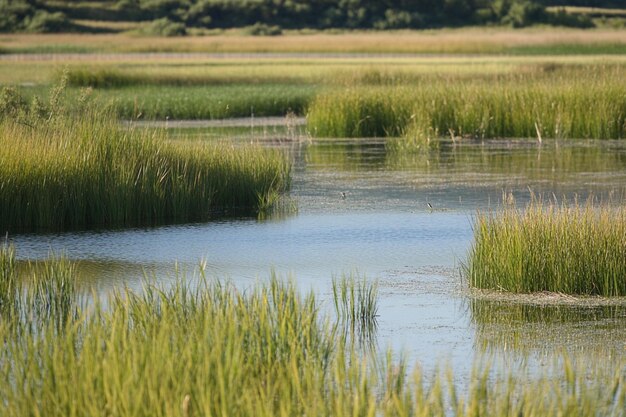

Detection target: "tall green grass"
[95, 84, 317, 119]
[0, 251, 624, 416]
[0, 110, 290, 231]
[466, 199, 626, 296]
[332, 274, 378, 328]
[307, 73, 626, 140]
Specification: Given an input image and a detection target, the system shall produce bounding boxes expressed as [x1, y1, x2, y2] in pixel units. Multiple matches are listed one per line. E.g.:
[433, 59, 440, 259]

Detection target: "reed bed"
[307, 72, 626, 140]
[0, 110, 290, 231]
[0, 250, 624, 417]
[466, 200, 626, 296]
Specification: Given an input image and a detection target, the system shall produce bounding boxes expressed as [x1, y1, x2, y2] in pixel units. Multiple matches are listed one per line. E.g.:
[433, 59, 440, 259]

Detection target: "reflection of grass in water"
[469, 296, 626, 356]
[384, 139, 626, 189]
[1, 249, 625, 416]
[466, 199, 626, 296]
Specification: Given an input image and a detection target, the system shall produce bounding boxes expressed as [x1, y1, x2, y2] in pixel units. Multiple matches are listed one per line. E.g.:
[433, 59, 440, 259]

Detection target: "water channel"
[11, 127, 626, 378]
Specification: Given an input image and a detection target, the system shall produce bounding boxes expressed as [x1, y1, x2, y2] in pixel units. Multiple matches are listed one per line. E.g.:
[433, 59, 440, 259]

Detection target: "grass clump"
[0, 86, 290, 232]
[332, 274, 378, 328]
[466, 199, 626, 296]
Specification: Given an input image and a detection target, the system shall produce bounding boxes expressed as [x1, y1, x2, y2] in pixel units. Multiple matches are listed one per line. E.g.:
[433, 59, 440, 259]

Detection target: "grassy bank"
[307, 70, 626, 140]
[0, 108, 290, 232]
[0, 247, 625, 417]
[465, 200, 626, 296]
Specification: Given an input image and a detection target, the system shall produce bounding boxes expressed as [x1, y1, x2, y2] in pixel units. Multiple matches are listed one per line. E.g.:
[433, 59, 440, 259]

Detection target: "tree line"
[0, 0, 616, 34]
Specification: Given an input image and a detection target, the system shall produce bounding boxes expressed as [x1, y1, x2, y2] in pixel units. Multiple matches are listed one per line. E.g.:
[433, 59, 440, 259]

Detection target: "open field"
[0, 247, 624, 417]
[1, 28, 626, 54]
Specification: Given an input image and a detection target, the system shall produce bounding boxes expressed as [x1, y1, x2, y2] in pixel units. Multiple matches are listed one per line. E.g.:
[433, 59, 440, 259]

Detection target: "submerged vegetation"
[0, 85, 290, 232]
[0, 246, 624, 417]
[466, 199, 626, 296]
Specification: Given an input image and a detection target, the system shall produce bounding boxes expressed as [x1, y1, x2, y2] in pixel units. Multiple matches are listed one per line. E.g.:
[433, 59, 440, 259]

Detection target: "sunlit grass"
[95, 84, 316, 119]
[0, 110, 290, 232]
[307, 70, 626, 140]
[0, 249, 624, 416]
[466, 199, 626, 296]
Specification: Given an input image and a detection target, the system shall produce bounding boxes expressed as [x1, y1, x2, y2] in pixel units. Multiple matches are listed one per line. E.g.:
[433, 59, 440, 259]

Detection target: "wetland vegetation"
[0, 85, 290, 231]
[466, 199, 626, 296]
[0, 245, 624, 417]
[307, 68, 626, 141]
[1, 15, 626, 417]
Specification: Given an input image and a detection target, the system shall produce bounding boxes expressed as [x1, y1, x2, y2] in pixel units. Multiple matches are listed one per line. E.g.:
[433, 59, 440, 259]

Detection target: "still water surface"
[12, 135, 626, 375]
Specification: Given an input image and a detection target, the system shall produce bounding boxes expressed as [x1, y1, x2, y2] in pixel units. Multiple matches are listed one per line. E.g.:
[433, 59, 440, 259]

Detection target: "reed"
[0, 109, 290, 232]
[332, 274, 378, 328]
[0, 256, 624, 416]
[307, 72, 626, 140]
[0, 243, 19, 318]
[465, 199, 626, 296]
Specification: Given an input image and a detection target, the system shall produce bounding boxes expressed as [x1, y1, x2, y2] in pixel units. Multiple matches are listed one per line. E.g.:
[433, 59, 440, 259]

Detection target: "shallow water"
[11, 134, 626, 376]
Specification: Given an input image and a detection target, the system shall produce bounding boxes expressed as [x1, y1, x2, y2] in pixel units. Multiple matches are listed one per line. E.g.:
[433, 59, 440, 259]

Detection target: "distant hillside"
[1, 0, 621, 34]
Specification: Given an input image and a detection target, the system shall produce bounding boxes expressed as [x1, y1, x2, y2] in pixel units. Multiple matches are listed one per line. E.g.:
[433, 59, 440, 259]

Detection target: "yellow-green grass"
[0, 247, 624, 417]
[0, 111, 290, 232]
[1, 28, 626, 54]
[307, 70, 626, 140]
[466, 200, 626, 296]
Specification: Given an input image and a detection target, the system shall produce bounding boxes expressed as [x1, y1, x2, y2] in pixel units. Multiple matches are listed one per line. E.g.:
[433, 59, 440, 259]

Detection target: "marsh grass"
[0, 242, 19, 317]
[332, 274, 378, 327]
[466, 199, 626, 296]
[97, 84, 316, 119]
[307, 71, 626, 140]
[0, 252, 624, 416]
[0, 108, 290, 231]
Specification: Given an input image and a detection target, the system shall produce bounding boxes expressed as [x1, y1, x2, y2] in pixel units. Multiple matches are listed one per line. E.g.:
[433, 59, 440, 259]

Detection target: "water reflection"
[469, 297, 626, 357]
[297, 138, 626, 213]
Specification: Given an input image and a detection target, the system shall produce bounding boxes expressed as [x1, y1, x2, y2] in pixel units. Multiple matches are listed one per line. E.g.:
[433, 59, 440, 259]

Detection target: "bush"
[26, 10, 71, 33]
[374, 9, 423, 29]
[547, 8, 595, 28]
[502, 1, 547, 27]
[0, 0, 34, 32]
[242, 22, 282, 36]
[142, 17, 186, 36]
